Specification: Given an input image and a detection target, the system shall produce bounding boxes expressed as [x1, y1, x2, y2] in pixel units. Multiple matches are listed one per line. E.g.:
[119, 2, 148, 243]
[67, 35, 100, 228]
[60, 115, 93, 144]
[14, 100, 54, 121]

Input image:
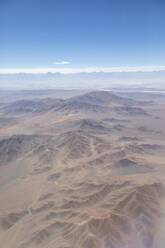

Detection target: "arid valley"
[0, 90, 165, 248]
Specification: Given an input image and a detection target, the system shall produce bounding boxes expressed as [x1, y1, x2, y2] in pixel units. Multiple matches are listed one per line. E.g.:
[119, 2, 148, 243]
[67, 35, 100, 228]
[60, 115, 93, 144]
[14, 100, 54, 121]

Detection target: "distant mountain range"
[0, 91, 148, 115]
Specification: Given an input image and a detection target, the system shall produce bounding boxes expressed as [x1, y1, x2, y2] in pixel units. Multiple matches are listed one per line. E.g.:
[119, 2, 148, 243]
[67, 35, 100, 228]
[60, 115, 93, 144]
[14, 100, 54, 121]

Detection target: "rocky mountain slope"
[0, 90, 165, 248]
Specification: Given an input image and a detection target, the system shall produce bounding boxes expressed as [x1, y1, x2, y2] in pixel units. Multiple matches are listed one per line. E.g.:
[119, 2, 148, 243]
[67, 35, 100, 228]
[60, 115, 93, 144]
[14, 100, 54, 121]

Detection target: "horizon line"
[0, 65, 165, 74]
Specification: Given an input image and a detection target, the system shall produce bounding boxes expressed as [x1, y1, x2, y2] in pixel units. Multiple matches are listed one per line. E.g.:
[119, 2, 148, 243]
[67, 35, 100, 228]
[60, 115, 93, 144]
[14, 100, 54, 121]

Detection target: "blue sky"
[0, 0, 165, 72]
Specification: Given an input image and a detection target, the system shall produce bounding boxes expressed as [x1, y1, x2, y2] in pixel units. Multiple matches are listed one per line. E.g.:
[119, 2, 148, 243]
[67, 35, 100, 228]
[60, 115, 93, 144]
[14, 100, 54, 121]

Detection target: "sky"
[0, 0, 165, 73]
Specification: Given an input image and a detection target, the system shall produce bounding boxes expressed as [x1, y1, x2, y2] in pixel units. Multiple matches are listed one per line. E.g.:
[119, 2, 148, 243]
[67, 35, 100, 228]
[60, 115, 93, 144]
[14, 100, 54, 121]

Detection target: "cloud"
[55, 61, 70, 65]
[0, 65, 165, 74]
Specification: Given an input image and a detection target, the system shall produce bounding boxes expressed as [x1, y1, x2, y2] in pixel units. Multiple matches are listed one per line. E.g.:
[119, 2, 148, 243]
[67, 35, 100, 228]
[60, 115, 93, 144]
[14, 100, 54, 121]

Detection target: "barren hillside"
[0, 91, 165, 248]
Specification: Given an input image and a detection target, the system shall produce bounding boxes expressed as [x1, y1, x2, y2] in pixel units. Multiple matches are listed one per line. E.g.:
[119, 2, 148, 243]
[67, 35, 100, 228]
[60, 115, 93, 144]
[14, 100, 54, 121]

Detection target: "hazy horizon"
[0, 70, 165, 90]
